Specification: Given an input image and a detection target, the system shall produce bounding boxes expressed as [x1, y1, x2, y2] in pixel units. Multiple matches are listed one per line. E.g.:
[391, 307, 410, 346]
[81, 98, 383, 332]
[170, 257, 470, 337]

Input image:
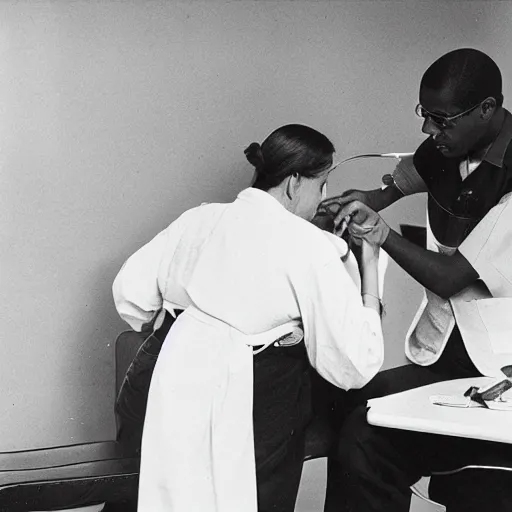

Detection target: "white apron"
[405, 204, 512, 377]
[137, 306, 302, 512]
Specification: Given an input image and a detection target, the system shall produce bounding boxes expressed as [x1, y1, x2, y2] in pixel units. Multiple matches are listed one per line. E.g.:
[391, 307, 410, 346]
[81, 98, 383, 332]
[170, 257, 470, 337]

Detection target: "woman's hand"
[359, 239, 382, 314]
[310, 211, 335, 233]
[328, 201, 385, 315]
[337, 200, 391, 247]
[319, 188, 382, 215]
[361, 238, 380, 265]
[355, 239, 379, 278]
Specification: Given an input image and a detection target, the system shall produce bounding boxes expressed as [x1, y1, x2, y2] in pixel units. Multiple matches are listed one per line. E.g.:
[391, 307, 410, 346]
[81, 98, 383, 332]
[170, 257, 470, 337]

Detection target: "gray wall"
[1, 0, 509, 465]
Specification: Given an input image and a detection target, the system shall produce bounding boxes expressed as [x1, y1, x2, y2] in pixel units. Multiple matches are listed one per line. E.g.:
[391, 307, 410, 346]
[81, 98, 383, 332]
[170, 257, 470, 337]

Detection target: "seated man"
[321, 48, 512, 512]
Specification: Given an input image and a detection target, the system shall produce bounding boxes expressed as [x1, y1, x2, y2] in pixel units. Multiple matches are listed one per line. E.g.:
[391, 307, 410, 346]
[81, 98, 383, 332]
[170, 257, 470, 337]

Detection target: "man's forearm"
[372, 185, 404, 212]
[381, 229, 478, 299]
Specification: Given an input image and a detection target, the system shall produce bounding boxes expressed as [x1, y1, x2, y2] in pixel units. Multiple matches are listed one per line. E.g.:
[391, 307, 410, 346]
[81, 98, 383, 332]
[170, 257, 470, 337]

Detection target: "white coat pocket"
[474, 297, 512, 355]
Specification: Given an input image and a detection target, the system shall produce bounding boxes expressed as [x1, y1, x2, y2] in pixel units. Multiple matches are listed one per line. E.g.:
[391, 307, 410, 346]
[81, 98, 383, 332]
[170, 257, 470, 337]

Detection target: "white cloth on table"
[113, 187, 386, 512]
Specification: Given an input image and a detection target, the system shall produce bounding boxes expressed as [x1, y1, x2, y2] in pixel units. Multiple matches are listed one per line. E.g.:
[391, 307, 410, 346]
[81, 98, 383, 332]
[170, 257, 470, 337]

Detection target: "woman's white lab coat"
[113, 187, 385, 512]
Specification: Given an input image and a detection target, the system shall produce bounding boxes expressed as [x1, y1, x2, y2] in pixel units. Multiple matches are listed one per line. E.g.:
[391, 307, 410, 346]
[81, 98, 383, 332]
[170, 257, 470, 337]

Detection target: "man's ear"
[286, 173, 300, 200]
[481, 97, 496, 121]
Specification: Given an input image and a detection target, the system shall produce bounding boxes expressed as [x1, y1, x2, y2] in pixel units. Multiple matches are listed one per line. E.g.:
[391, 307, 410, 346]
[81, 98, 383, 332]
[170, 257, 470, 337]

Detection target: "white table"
[367, 377, 512, 444]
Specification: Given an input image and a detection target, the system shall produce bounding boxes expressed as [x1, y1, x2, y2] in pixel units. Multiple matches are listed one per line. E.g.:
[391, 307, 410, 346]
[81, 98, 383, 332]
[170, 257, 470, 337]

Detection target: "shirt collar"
[483, 109, 512, 168]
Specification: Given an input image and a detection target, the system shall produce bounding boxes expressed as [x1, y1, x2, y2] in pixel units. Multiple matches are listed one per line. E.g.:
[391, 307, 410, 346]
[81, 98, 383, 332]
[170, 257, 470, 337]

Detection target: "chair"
[0, 335, 144, 511]
[0, 322, 162, 512]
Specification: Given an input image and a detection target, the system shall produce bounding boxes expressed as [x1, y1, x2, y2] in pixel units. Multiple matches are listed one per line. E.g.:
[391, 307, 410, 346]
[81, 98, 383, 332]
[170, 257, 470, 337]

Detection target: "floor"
[295, 458, 327, 511]
[295, 459, 446, 512]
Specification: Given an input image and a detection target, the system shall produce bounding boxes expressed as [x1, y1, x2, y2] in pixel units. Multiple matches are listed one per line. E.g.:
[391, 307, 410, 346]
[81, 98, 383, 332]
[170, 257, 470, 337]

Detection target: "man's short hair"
[421, 48, 503, 109]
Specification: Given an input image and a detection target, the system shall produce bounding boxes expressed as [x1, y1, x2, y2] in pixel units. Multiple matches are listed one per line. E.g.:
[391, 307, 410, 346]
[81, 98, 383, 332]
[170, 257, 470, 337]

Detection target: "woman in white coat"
[112, 124, 385, 512]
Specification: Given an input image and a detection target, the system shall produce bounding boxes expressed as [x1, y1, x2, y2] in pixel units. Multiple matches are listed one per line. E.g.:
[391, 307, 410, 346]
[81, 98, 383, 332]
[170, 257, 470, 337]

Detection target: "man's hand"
[319, 189, 381, 217]
[318, 182, 405, 220]
[311, 211, 335, 233]
[336, 200, 390, 247]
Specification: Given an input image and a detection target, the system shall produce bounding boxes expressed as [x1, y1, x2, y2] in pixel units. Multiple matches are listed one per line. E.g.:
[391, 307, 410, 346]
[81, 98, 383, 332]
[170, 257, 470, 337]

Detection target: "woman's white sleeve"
[298, 258, 384, 390]
[112, 228, 171, 332]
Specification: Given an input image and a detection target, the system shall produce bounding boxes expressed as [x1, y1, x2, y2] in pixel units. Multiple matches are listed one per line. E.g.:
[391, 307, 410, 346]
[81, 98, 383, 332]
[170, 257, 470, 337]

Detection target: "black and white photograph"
[2, 1, 512, 511]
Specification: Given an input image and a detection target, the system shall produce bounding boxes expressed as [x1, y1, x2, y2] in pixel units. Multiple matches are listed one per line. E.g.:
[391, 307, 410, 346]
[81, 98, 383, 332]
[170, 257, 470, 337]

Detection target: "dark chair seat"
[0, 442, 139, 511]
[0, 441, 127, 473]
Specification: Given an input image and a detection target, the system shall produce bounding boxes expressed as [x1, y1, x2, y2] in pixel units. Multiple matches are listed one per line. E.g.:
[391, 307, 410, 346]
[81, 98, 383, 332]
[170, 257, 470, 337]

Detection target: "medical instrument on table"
[431, 366, 512, 411]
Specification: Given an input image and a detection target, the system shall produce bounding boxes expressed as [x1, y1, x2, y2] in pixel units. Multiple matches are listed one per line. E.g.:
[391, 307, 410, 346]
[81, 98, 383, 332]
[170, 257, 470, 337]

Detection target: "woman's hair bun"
[244, 142, 265, 171]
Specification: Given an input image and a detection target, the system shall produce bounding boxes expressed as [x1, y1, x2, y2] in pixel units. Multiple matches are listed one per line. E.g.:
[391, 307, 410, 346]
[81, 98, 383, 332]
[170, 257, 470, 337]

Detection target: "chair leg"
[410, 493, 446, 512]
[410, 478, 445, 512]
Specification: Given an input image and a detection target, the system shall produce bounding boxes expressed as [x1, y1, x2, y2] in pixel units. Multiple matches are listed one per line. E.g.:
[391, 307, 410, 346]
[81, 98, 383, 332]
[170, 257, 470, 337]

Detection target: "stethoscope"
[328, 152, 414, 193]
[322, 151, 414, 207]
[335, 152, 414, 166]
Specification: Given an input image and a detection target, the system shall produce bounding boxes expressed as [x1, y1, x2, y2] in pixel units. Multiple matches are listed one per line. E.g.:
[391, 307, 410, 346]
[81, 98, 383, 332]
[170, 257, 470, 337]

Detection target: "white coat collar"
[237, 187, 289, 212]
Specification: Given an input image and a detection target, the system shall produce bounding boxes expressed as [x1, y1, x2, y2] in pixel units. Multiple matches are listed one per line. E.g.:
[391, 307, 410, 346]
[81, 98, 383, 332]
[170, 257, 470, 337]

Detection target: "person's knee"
[334, 406, 373, 468]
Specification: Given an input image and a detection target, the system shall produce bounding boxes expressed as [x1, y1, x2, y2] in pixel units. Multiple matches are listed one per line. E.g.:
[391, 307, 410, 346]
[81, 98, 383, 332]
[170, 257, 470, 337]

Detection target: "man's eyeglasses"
[415, 102, 482, 128]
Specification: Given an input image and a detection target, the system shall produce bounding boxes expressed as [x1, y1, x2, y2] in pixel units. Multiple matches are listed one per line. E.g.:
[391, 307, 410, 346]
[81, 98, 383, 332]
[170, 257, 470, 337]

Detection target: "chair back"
[114, 311, 178, 449]
[115, 331, 146, 397]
